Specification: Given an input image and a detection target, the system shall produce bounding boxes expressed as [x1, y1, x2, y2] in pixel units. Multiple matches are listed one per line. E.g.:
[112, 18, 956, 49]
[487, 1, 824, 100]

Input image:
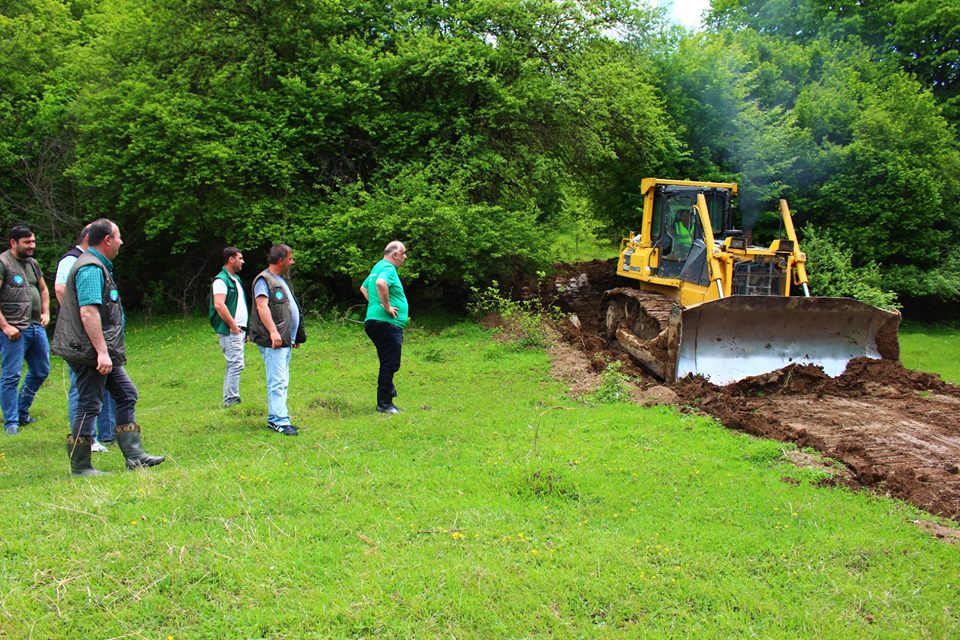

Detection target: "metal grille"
[732, 260, 785, 296]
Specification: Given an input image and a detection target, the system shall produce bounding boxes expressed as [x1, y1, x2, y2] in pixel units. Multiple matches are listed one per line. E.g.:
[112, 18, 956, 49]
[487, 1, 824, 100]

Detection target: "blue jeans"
[258, 346, 292, 426]
[68, 365, 116, 442]
[1, 323, 50, 429]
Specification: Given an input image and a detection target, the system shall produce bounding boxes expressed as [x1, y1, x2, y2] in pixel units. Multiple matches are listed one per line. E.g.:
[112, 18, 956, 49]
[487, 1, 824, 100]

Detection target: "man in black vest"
[249, 244, 306, 436]
[0, 225, 50, 435]
[52, 218, 164, 476]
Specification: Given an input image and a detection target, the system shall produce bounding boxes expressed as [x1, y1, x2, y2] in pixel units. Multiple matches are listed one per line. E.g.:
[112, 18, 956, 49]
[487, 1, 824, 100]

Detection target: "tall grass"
[0, 316, 956, 638]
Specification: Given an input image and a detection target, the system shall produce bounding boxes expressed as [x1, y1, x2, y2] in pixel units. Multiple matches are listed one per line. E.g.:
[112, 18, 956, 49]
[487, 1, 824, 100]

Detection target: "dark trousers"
[69, 363, 138, 437]
[364, 320, 403, 406]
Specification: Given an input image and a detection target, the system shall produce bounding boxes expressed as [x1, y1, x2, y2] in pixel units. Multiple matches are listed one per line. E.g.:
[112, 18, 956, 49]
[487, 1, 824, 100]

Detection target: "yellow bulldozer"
[604, 178, 901, 384]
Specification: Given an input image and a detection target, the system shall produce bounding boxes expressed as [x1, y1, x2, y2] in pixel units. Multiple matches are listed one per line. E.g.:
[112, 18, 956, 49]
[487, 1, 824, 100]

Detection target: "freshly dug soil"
[547, 261, 960, 521]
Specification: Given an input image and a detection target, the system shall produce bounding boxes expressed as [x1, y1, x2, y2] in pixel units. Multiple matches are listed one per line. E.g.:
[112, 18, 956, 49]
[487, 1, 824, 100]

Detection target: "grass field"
[900, 321, 960, 384]
[0, 316, 957, 638]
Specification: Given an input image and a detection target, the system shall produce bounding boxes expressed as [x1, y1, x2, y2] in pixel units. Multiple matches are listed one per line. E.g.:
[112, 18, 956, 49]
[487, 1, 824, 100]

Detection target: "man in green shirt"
[360, 241, 408, 414]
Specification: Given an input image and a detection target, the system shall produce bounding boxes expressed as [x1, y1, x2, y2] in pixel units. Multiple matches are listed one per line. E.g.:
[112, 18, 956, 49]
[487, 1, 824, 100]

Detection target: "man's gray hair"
[384, 241, 404, 256]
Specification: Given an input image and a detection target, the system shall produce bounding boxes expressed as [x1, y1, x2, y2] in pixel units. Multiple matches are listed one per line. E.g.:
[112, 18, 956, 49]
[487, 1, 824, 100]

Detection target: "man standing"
[210, 247, 247, 408]
[249, 244, 305, 436]
[55, 224, 116, 452]
[0, 225, 51, 435]
[52, 218, 164, 476]
[360, 241, 408, 414]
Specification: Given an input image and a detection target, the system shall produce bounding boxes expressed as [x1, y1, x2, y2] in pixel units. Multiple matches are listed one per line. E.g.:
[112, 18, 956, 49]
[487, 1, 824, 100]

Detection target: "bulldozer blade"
[675, 296, 900, 385]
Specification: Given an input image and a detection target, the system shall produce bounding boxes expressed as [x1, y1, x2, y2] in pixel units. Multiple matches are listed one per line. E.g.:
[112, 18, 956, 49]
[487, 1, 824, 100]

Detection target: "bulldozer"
[604, 178, 900, 384]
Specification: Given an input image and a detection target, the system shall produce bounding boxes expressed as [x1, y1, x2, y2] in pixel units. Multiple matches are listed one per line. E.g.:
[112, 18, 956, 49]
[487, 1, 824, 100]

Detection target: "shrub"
[801, 225, 900, 309]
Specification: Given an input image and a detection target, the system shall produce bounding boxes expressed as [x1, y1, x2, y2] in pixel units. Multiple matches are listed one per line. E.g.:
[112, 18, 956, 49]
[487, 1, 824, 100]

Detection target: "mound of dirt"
[545, 260, 960, 522]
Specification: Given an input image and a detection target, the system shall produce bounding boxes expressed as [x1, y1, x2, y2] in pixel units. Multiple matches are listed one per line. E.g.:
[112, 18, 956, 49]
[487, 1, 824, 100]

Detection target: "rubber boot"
[67, 436, 108, 477]
[115, 423, 165, 470]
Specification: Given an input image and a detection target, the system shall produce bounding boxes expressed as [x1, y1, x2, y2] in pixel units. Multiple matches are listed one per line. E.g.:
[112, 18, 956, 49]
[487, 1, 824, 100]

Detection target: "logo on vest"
[110, 289, 119, 302]
[12, 275, 23, 285]
[275, 290, 283, 301]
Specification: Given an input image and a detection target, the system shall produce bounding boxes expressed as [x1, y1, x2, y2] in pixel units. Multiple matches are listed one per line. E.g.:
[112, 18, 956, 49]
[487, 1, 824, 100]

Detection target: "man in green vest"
[210, 247, 247, 408]
[360, 240, 408, 414]
[248, 244, 306, 436]
[666, 208, 694, 261]
[0, 225, 51, 435]
[52, 218, 164, 476]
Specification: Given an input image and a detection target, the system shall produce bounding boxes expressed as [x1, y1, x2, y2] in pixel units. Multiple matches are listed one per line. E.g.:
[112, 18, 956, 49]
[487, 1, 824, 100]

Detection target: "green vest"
[248, 269, 306, 348]
[0, 250, 41, 329]
[674, 220, 693, 249]
[51, 251, 126, 366]
[209, 268, 241, 335]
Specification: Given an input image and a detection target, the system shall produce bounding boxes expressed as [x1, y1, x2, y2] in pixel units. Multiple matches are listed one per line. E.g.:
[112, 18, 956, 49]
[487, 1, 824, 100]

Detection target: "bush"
[801, 225, 900, 309]
[468, 280, 561, 349]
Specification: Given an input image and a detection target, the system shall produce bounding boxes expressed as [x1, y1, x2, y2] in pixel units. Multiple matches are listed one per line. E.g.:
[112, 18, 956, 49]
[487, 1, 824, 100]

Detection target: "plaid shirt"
[75, 248, 114, 307]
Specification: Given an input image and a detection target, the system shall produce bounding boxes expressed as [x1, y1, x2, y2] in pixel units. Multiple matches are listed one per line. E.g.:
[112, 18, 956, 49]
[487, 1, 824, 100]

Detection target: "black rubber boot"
[115, 423, 165, 470]
[67, 436, 108, 477]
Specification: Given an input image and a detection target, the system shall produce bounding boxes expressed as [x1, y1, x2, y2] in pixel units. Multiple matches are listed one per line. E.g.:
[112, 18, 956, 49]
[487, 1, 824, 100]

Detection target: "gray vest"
[0, 250, 40, 329]
[248, 269, 306, 348]
[51, 252, 126, 366]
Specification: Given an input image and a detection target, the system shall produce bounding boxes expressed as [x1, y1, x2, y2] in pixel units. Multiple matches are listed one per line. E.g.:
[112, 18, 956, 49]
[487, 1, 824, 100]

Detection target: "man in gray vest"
[55, 224, 116, 452]
[0, 225, 51, 435]
[210, 247, 248, 408]
[249, 244, 306, 436]
[52, 218, 164, 476]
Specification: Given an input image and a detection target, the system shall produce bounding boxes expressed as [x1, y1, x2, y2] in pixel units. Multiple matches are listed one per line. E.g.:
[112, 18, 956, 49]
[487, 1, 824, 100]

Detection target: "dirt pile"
[547, 261, 960, 521]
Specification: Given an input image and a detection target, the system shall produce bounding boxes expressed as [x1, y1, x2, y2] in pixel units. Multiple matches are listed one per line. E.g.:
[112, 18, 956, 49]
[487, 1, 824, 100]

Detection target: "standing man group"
[0, 225, 50, 435]
[52, 218, 164, 476]
[210, 247, 248, 408]
[249, 244, 305, 436]
[361, 240, 408, 414]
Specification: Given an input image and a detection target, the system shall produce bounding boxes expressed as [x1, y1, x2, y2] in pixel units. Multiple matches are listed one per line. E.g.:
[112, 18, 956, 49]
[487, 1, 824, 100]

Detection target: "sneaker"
[4, 425, 19, 436]
[223, 398, 242, 408]
[267, 422, 299, 436]
[18, 415, 35, 427]
[376, 404, 401, 414]
[91, 440, 109, 453]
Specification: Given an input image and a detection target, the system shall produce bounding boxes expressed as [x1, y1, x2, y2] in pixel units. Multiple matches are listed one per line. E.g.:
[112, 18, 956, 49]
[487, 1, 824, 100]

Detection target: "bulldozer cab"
[652, 185, 731, 282]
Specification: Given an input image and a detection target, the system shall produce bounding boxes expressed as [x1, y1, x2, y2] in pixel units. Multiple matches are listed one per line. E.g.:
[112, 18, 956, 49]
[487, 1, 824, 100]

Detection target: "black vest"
[51, 252, 126, 366]
[0, 250, 41, 329]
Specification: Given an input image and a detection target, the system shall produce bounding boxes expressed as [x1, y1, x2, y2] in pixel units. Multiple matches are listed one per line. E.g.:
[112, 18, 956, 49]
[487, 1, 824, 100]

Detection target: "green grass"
[900, 321, 960, 383]
[1, 316, 958, 638]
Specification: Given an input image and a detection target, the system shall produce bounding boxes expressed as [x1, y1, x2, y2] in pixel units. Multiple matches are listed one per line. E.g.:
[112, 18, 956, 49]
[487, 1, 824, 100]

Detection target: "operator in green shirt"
[360, 240, 408, 414]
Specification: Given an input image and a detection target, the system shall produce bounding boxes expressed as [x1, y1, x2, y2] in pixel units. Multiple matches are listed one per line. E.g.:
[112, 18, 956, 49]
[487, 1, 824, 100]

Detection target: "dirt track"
[549, 260, 960, 521]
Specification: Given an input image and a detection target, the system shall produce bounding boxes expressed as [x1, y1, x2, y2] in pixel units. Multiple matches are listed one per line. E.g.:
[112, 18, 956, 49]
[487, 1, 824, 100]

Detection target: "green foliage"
[801, 225, 899, 309]
[468, 279, 559, 348]
[589, 360, 632, 403]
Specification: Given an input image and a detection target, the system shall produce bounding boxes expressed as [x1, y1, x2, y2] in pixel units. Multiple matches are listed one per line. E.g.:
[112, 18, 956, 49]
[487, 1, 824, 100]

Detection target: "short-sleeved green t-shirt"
[363, 259, 408, 328]
[0, 258, 43, 323]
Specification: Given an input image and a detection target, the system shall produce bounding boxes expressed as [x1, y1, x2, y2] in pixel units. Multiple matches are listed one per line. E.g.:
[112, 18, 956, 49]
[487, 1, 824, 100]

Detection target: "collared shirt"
[75, 248, 114, 307]
[55, 246, 83, 286]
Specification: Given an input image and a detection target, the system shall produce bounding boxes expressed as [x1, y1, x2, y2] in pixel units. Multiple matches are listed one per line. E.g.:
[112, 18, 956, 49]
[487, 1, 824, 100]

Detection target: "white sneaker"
[91, 440, 109, 453]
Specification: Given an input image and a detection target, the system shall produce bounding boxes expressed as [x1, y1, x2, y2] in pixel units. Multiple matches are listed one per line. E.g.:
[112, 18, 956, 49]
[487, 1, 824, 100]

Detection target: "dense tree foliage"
[1, 0, 958, 309]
